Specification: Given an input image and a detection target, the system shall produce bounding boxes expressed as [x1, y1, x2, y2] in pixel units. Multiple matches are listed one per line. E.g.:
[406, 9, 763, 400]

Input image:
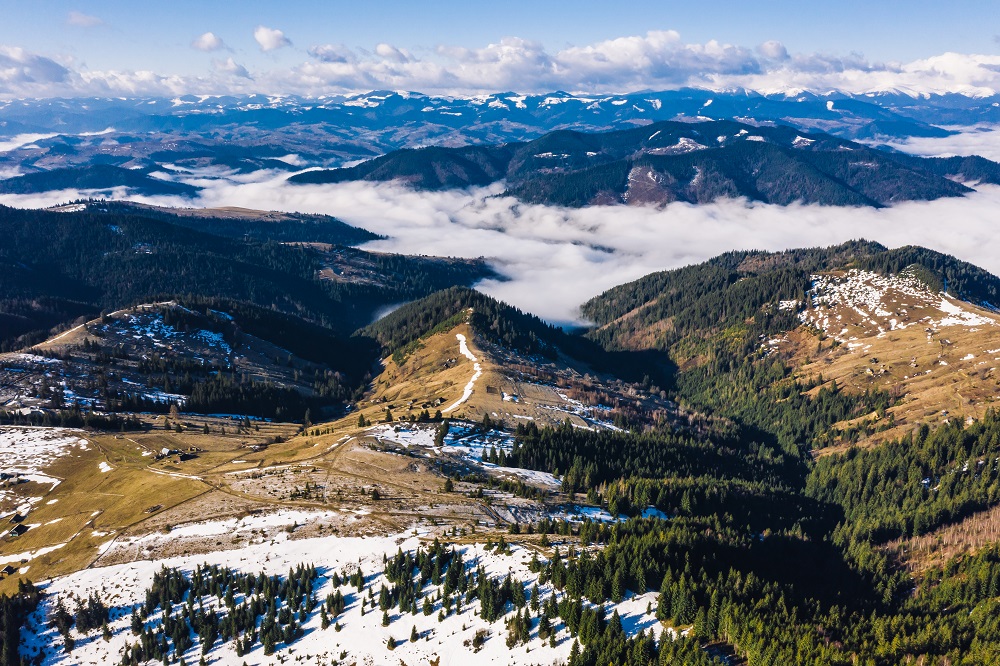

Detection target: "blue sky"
[2, 1, 999, 97]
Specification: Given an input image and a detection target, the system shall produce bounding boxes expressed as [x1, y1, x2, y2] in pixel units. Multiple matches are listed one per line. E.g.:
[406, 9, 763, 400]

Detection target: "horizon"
[3, 2, 1000, 98]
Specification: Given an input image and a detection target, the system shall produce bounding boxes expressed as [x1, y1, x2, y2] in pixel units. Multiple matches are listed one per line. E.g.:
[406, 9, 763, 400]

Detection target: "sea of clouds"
[2, 128, 1000, 325]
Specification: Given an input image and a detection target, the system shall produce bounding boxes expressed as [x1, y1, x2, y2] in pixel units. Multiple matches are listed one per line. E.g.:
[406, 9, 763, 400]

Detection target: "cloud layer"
[4, 171, 1000, 325]
[885, 125, 1000, 162]
[3, 29, 1000, 97]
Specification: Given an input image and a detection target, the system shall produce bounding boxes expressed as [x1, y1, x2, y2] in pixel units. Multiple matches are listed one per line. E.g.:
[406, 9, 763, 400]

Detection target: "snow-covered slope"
[20, 524, 665, 666]
[799, 268, 997, 346]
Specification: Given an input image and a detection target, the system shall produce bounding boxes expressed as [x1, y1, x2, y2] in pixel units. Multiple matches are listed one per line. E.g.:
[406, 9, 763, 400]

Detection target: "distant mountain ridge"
[0, 165, 199, 198]
[290, 120, 1000, 207]
[1, 89, 997, 185]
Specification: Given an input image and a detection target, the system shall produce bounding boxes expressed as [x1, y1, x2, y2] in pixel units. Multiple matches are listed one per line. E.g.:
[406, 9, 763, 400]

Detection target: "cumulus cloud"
[254, 26, 291, 52]
[757, 40, 789, 61]
[4, 30, 1000, 98]
[0, 46, 70, 92]
[212, 57, 251, 79]
[5, 164, 1000, 325]
[192, 32, 226, 52]
[308, 44, 356, 64]
[288, 31, 1000, 97]
[374, 43, 412, 63]
[67, 11, 103, 27]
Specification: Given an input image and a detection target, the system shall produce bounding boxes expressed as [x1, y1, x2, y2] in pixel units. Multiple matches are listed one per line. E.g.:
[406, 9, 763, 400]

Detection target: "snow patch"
[442, 334, 482, 413]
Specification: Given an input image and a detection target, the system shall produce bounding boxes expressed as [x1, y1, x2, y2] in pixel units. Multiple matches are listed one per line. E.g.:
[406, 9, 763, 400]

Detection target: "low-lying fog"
[3, 128, 1000, 326]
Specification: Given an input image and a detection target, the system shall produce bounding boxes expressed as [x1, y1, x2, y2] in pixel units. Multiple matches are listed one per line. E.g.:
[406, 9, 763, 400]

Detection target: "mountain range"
[1, 88, 997, 189]
[5, 198, 1000, 664]
[6, 82, 1000, 666]
[292, 120, 1000, 207]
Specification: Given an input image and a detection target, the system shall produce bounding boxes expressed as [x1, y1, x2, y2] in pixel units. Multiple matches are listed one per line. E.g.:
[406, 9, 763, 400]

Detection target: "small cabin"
[0, 565, 16, 577]
[8, 524, 29, 537]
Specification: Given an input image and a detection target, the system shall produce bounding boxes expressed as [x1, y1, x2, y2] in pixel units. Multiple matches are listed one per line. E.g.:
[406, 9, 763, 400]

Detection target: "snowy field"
[0, 427, 89, 510]
[20, 522, 665, 666]
[800, 269, 998, 344]
[365, 421, 562, 489]
[97, 508, 352, 563]
[532, 387, 623, 432]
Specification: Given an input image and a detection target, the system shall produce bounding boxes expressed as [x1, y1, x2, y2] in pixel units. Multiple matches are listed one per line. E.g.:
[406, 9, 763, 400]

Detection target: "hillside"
[84, 201, 383, 246]
[289, 120, 1000, 207]
[6, 243, 1000, 664]
[0, 165, 200, 198]
[357, 287, 685, 430]
[0, 204, 494, 350]
[0, 301, 377, 421]
[582, 241, 1000, 449]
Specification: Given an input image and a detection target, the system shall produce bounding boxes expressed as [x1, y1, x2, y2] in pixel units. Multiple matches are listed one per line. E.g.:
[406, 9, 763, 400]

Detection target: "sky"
[2, 1, 1000, 97]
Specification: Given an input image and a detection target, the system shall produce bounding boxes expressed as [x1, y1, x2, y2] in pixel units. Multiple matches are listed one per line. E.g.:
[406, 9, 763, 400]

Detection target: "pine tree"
[568, 639, 580, 665]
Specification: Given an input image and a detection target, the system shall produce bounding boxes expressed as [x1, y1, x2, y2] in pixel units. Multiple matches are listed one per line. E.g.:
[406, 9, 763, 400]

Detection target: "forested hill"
[0, 165, 200, 198]
[360, 286, 571, 360]
[569, 240, 1000, 463]
[91, 201, 382, 246]
[359, 286, 673, 384]
[582, 240, 1000, 353]
[289, 120, 1000, 207]
[0, 205, 494, 351]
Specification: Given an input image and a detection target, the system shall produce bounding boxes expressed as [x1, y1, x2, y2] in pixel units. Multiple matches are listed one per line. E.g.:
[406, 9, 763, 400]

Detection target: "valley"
[7, 5, 1000, 664]
[4, 236, 1000, 663]
[3, 165, 1000, 666]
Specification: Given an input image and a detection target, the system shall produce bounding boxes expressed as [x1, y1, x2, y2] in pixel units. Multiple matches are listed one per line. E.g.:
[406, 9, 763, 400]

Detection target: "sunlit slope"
[792, 268, 1000, 449]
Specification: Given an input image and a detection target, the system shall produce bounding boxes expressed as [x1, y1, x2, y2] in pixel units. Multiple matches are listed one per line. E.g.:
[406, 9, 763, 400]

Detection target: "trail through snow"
[442, 334, 482, 413]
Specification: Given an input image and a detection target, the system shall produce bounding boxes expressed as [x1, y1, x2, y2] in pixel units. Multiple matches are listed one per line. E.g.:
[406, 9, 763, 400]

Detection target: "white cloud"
[308, 44, 355, 64]
[883, 125, 1000, 162]
[374, 43, 411, 63]
[0, 46, 70, 92]
[67, 11, 103, 28]
[212, 57, 251, 79]
[287, 32, 1000, 97]
[3, 30, 1000, 100]
[0, 132, 58, 152]
[254, 26, 291, 52]
[192, 32, 225, 52]
[757, 40, 789, 61]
